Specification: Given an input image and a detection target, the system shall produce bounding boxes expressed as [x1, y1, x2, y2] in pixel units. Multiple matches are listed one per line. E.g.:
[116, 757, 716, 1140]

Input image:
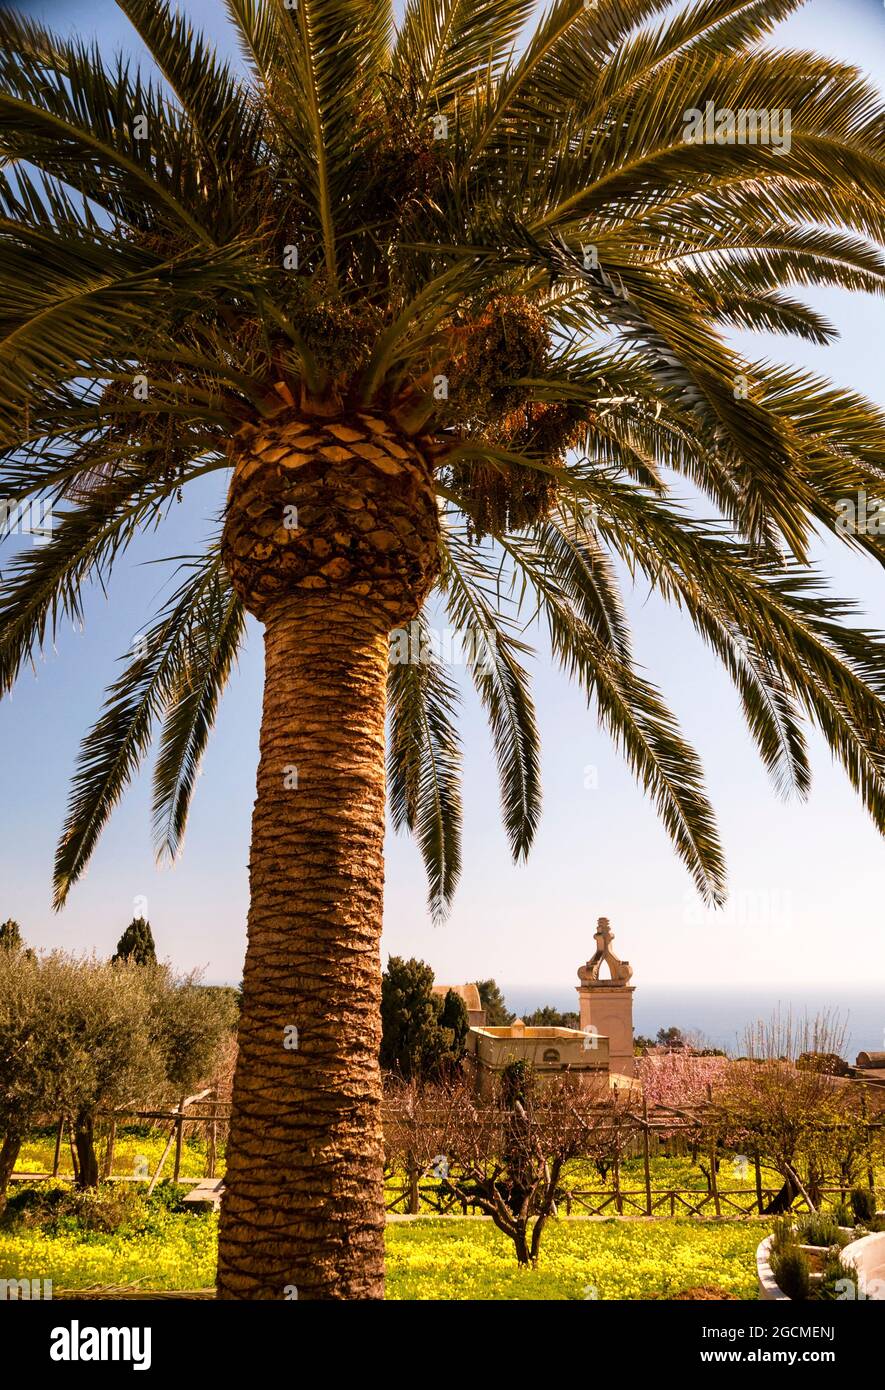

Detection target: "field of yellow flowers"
[14, 1130, 213, 1181]
[0, 1187, 762, 1299]
[386, 1217, 760, 1299]
[0, 1184, 218, 1291]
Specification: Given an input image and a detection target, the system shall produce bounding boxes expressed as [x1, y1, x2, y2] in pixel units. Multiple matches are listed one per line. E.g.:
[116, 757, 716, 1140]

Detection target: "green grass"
[0, 1186, 762, 1299]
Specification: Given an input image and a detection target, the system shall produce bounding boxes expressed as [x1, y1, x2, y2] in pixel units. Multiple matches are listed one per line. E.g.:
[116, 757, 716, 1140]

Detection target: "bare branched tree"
[385, 1068, 622, 1265]
[717, 1011, 868, 1212]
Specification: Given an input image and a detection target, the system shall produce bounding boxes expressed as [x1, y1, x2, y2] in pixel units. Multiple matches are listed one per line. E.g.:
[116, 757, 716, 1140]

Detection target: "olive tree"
[0, 951, 240, 1192]
[0, 948, 45, 1207]
[149, 968, 240, 1100]
[41, 954, 165, 1188]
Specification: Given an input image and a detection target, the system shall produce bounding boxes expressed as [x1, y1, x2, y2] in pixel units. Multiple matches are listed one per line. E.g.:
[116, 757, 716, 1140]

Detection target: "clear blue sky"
[2, 0, 884, 1002]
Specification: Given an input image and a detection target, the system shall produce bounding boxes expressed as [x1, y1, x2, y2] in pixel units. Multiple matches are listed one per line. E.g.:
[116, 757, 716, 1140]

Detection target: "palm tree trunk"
[217, 412, 439, 1298]
[217, 592, 390, 1299]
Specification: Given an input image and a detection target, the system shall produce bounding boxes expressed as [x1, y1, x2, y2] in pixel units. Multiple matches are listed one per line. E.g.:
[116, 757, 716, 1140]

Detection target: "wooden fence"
[13, 1094, 231, 1188]
[14, 1095, 885, 1223]
[382, 1095, 885, 1219]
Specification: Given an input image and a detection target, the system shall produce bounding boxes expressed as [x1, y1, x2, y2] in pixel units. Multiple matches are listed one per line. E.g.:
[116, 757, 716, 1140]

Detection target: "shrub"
[797, 1212, 842, 1248]
[770, 1215, 796, 1254]
[771, 1245, 811, 1301]
[112, 918, 156, 966]
[850, 1187, 877, 1224]
[522, 1005, 580, 1029]
[0, 1182, 142, 1234]
[380, 957, 467, 1081]
[60, 1188, 145, 1233]
[796, 1052, 850, 1077]
[0, 1184, 50, 1229]
[474, 979, 513, 1027]
[819, 1256, 858, 1302]
[831, 1200, 853, 1227]
[148, 1181, 189, 1214]
[0, 919, 26, 953]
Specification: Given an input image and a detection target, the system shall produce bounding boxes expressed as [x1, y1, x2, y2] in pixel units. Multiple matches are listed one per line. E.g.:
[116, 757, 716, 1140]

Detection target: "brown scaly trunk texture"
[0, 1133, 21, 1212]
[217, 414, 439, 1299]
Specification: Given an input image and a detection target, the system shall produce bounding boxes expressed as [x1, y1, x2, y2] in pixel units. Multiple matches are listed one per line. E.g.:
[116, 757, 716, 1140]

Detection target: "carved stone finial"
[578, 916, 633, 985]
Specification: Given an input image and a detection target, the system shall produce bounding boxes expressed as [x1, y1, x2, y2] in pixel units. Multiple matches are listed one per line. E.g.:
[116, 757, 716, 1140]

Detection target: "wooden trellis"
[382, 1095, 885, 1220]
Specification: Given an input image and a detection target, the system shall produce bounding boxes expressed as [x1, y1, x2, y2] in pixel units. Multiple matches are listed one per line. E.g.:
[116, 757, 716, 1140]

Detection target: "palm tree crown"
[3, 0, 885, 921]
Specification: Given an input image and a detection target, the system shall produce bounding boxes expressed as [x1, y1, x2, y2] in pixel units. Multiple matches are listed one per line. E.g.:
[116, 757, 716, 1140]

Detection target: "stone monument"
[577, 917, 635, 1081]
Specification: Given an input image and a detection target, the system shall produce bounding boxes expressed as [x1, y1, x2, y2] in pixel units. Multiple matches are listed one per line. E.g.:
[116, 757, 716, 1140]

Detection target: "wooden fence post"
[103, 1118, 117, 1180]
[207, 1117, 217, 1179]
[642, 1100, 653, 1215]
[407, 1159, 420, 1215]
[860, 1092, 876, 1195]
[172, 1099, 185, 1183]
[612, 1118, 623, 1215]
[754, 1151, 764, 1213]
[52, 1116, 64, 1177]
[709, 1135, 721, 1217]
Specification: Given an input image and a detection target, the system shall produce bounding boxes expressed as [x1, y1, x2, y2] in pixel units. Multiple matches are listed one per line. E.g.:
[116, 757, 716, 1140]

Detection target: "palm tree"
[3, 0, 885, 1298]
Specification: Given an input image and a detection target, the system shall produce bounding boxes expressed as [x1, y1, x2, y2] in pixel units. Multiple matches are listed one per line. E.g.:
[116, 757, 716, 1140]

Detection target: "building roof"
[472, 1024, 588, 1040]
[432, 982, 482, 1013]
[857, 1051, 885, 1069]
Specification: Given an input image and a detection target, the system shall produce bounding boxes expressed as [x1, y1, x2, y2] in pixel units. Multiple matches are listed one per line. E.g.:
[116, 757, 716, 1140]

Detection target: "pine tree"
[0, 918, 24, 952]
[476, 979, 515, 1027]
[112, 917, 157, 967]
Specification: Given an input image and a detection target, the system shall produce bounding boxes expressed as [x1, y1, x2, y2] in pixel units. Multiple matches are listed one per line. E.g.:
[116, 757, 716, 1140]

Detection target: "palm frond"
[393, 0, 534, 112]
[54, 554, 229, 905]
[115, 0, 265, 166]
[439, 526, 542, 859]
[387, 612, 463, 918]
[0, 460, 222, 695]
[499, 524, 728, 902]
[152, 566, 245, 862]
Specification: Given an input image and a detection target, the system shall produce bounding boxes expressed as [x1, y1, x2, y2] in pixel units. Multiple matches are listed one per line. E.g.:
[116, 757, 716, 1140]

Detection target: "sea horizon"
[501, 983, 884, 1060]
[203, 978, 884, 1058]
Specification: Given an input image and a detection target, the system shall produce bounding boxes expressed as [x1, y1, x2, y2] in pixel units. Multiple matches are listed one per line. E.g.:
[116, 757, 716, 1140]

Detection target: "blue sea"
[503, 985, 884, 1060]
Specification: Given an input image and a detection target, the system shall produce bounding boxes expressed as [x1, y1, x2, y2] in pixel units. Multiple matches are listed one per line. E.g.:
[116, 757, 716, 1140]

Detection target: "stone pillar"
[576, 917, 635, 1081]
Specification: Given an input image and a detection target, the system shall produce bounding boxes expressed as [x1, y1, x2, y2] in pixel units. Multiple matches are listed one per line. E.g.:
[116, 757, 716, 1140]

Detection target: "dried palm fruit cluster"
[440, 298, 589, 536]
[361, 83, 448, 223]
[281, 279, 387, 385]
[441, 297, 551, 427]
